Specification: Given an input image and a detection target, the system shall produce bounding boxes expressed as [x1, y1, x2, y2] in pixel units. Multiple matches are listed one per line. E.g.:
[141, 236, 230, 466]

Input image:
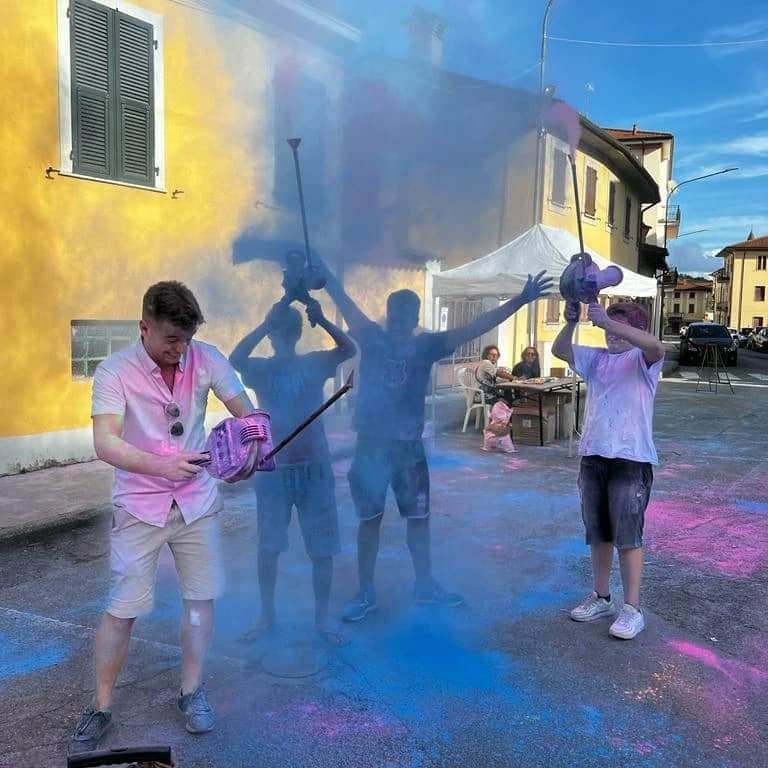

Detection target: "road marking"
[679, 371, 699, 379]
[0, 606, 247, 666]
[663, 377, 768, 390]
[748, 373, 768, 381]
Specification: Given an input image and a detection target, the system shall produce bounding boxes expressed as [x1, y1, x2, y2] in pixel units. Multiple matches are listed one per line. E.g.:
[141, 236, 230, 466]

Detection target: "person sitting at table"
[475, 345, 515, 405]
[511, 346, 541, 380]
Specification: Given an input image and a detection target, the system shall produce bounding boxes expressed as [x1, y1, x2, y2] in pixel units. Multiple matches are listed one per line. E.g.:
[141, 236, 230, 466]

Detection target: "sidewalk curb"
[0, 504, 112, 544]
[0, 443, 358, 543]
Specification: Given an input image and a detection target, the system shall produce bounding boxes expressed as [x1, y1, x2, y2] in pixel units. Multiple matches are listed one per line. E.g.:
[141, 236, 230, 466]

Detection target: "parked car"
[746, 327, 768, 353]
[739, 327, 754, 347]
[729, 327, 748, 347]
[679, 322, 738, 366]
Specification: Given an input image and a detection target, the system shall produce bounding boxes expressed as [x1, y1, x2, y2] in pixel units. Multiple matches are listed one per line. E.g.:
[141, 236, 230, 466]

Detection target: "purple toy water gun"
[194, 372, 354, 483]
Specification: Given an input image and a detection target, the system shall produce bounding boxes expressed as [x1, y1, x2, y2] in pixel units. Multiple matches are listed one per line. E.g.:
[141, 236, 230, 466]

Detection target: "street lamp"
[532, 0, 557, 225]
[663, 168, 738, 248]
[658, 167, 738, 338]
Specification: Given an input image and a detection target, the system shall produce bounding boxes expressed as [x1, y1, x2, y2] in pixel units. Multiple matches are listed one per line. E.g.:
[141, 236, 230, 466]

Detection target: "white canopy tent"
[433, 223, 658, 299]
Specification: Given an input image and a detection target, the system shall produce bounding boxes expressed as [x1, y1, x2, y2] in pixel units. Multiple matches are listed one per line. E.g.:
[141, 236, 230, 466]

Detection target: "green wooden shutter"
[71, 0, 116, 178]
[116, 12, 155, 186]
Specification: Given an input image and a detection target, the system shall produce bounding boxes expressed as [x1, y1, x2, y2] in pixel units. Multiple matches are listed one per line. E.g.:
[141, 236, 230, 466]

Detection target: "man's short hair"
[607, 301, 649, 331]
[481, 345, 500, 360]
[387, 289, 421, 315]
[142, 282, 205, 332]
[270, 304, 303, 339]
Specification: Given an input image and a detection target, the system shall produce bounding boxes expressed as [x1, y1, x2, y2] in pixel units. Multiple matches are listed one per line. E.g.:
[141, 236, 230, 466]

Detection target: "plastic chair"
[456, 366, 489, 432]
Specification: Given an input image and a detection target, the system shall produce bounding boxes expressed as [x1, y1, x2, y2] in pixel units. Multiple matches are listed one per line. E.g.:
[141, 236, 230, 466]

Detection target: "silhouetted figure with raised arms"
[319, 261, 553, 622]
[230, 298, 355, 644]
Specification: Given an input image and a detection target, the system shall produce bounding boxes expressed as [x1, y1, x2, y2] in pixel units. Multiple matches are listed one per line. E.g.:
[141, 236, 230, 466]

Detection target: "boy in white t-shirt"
[553, 300, 665, 639]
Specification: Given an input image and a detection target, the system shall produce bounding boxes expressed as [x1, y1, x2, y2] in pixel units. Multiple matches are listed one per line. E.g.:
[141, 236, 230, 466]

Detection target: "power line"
[548, 34, 768, 49]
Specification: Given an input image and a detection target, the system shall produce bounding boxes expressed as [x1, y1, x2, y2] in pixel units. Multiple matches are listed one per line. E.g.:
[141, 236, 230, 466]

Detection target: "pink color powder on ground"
[646, 498, 768, 578]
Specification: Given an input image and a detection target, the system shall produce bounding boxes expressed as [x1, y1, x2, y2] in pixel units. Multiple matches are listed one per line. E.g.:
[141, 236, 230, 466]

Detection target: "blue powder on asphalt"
[331, 616, 685, 766]
[735, 499, 768, 515]
[0, 633, 71, 683]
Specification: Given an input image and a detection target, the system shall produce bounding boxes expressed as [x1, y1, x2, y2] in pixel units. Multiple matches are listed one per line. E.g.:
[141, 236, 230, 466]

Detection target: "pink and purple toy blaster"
[193, 371, 354, 483]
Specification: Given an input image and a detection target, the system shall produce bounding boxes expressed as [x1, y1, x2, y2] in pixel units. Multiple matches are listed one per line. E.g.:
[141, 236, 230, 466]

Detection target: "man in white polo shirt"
[70, 281, 255, 753]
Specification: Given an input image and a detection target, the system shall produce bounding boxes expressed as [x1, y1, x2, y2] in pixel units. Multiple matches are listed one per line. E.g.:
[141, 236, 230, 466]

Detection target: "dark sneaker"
[415, 581, 464, 607]
[177, 685, 215, 734]
[69, 707, 112, 753]
[341, 586, 377, 623]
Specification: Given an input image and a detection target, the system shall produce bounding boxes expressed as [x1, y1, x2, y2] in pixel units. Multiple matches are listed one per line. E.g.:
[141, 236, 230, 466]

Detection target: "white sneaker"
[570, 591, 616, 622]
[609, 604, 645, 639]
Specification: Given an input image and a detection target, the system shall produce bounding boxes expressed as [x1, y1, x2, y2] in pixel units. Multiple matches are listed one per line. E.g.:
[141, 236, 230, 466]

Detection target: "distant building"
[663, 278, 713, 333]
[604, 126, 675, 275]
[715, 231, 768, 330]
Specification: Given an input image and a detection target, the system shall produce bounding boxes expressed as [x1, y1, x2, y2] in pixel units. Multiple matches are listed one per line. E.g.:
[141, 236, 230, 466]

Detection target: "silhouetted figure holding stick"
[230, 298, 355, 644]
[319, 260, 553, 622]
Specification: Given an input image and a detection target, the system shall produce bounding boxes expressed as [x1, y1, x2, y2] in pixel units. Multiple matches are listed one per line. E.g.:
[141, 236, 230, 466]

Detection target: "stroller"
[67, 746, 173, 768]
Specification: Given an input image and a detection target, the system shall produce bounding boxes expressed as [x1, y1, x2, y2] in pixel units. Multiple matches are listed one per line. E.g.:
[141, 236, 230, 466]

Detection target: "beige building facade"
[716, 233, 768, 330]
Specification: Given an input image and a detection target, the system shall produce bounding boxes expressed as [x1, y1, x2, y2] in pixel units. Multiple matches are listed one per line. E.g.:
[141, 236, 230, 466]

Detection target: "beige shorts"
[108, 502, 225, 619]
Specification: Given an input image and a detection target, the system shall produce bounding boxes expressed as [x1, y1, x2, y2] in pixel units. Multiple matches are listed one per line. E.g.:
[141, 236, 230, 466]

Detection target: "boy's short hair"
[142, 281, 205, 331]
[387, 289, 421, 315]
[607, 302, 649, 331]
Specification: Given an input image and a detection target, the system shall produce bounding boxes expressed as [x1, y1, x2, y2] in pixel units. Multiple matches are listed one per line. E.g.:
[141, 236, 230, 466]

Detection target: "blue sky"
[325, 0, 768, 275]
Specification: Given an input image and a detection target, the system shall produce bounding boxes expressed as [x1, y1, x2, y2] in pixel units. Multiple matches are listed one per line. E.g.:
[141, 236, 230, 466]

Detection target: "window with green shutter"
[70, 0, 155, 187]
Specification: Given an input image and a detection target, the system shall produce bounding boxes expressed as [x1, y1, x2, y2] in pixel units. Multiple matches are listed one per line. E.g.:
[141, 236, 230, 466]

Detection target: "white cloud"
[634, 90, 768, 124]
[682, 163, 768, 180]
[724, 134, 768, 154]
[710, 17, 768, 39]
[739, 109, 768, 122]
[666, 241, 724, 274]
[684, 214, 768, 235]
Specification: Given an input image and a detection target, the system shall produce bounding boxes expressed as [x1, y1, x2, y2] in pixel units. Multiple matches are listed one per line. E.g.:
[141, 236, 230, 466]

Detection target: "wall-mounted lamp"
[171, 189, 184, 199]
[45, 166, 60, 179]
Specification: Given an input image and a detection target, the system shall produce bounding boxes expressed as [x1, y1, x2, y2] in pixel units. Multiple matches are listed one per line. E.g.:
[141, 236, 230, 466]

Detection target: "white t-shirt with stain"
[573, 345, 664, 465]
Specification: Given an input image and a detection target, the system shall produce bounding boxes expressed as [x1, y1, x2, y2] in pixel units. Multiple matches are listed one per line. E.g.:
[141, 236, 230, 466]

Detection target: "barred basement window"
[71, 320, 139, 378]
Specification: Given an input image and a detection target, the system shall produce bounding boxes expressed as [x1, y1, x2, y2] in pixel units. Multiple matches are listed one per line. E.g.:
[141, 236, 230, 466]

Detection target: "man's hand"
[564, 301, 580, 323]
[587, 303, 610, 329]
[265, 299, 290, 330]
[518, 271, 554, 305]
[312, 255, 333, 283]
[305, 298, 324, 326]
[157, 452, 207, 482]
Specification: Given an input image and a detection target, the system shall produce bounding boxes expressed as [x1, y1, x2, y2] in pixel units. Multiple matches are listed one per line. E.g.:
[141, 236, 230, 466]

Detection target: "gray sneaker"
[177, 685, 215, 734]
[415, 581, 464, 607]
[342, 586, 377, 623]
[70, 707, 112, 753]
[570, 592, 616, 622]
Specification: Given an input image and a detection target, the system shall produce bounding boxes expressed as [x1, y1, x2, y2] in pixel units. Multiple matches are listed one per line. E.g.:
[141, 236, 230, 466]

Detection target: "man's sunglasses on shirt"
[164, 402, 184, 437]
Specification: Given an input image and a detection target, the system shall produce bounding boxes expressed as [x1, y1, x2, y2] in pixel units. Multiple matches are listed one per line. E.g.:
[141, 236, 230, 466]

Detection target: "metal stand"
[695, 343, 734, 394]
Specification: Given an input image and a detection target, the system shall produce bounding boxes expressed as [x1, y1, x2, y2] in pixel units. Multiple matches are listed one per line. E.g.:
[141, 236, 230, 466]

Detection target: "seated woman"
[511, 346, 541, 380]
[475, 345, 514, 405]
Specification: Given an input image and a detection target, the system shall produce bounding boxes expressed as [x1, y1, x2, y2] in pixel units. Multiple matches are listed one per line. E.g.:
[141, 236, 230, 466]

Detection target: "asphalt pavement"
[0, 378, 766, 768]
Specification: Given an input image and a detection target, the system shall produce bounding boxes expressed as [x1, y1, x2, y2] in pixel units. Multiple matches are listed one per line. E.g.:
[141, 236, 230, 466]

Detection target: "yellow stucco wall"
[532, 136, 645, 362]
[728, 251, 768, 328]
[1, 0, 424, 445]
